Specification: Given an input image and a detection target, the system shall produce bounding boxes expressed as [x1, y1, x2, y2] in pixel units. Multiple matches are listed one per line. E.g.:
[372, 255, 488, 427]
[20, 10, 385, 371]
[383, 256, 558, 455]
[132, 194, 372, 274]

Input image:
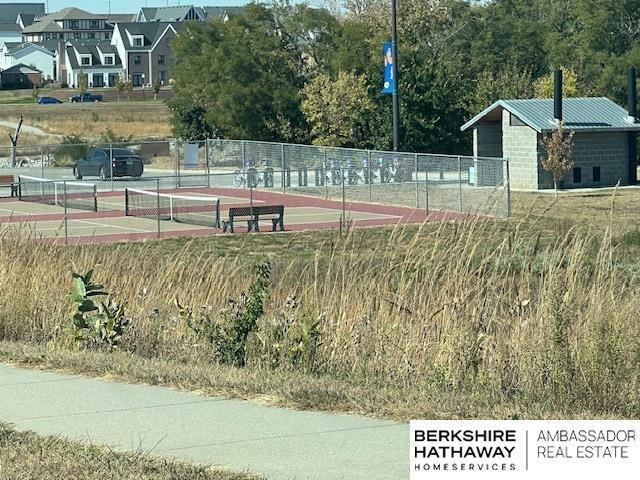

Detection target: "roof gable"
[461, 97, 640, 133]
[3, 63, 42, 74]
[6, 42, 54, 56]
[116, 22, 178, 50]
[0, 3, 44, 23]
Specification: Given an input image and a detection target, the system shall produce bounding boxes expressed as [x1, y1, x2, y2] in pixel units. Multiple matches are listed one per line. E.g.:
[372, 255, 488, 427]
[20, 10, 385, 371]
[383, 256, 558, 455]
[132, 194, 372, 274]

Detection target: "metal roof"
[461, 97, 640, 133]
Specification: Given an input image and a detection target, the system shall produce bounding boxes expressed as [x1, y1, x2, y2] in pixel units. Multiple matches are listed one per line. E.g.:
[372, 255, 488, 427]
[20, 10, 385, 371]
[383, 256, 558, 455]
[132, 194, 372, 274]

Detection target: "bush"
[65, 270, 130, 350]
[180, 259, 271, 366]
[53, 135, 89, 167]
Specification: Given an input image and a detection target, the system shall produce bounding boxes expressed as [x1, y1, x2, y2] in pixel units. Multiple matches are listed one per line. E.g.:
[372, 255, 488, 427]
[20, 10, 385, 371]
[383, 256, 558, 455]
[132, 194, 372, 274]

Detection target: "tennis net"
[125, 188, 221, 228]
[18, 175, 98, 212]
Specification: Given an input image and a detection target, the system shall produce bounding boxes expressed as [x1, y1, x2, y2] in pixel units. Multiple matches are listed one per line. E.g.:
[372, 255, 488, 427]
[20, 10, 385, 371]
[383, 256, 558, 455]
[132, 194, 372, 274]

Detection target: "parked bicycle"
[233, 159, 269, 188]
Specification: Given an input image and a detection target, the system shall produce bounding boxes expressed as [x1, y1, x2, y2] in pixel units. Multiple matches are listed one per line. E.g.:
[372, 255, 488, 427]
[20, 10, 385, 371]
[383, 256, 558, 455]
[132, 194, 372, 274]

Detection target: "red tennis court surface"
[0, 187, 464, 245]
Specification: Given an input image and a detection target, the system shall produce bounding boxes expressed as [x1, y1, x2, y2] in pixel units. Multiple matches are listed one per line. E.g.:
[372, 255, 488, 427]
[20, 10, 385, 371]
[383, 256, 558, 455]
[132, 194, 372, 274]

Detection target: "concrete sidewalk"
[0, 363, 408, 479]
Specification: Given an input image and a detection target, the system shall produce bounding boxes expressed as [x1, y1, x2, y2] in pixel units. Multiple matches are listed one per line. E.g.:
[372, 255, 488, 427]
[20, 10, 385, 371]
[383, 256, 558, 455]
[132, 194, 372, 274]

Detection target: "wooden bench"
[0, 175, 17, 197]
[222, 205, 284, 233]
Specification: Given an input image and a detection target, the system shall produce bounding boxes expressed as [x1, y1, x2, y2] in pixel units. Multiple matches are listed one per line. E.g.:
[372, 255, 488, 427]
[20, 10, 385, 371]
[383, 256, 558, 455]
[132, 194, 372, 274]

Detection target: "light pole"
[142, 73, 145, 100]
[391, 0, 400, 152]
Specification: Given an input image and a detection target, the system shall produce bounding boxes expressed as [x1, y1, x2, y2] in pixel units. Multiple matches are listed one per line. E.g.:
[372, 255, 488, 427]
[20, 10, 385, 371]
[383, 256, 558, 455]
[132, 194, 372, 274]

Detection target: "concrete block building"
[461, 98, 640, 190]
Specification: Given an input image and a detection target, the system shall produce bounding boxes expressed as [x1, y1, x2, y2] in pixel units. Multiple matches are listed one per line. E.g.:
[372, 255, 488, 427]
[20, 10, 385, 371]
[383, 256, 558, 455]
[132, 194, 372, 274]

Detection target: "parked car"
[37, 96, 63, 104]
[69, 92, 103, 103]
[73, 148, 143, 180]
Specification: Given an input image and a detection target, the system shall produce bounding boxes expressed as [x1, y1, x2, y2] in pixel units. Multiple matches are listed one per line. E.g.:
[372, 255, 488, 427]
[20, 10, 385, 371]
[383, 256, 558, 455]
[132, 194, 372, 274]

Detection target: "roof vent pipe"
[554, 69, 563, 124]
[628, 67, 637, 123]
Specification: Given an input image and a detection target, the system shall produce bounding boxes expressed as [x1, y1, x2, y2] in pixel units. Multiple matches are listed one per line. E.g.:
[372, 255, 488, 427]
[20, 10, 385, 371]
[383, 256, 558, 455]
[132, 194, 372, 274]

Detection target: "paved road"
[0, 363, 409, 480]
[0, 120, 56, 137]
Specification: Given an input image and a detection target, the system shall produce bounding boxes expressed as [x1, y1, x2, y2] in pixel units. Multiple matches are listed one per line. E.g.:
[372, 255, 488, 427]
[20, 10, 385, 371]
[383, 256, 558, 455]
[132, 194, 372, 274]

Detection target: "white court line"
[72, 219, 153, 233]
[0, 207, 35, 216]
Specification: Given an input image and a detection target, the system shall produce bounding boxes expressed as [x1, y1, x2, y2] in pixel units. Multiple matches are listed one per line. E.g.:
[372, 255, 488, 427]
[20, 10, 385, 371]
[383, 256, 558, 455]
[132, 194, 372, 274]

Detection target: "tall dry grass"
[0, 218, 639, 416]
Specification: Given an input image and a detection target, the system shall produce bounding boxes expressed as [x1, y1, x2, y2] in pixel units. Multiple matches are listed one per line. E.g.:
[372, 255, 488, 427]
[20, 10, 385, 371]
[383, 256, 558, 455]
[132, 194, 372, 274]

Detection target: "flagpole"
[391, 0, 400, 151]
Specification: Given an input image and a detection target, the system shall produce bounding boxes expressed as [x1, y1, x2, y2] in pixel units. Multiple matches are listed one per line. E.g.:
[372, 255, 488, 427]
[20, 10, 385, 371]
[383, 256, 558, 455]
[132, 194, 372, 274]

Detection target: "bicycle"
[233, 160, 268, 187]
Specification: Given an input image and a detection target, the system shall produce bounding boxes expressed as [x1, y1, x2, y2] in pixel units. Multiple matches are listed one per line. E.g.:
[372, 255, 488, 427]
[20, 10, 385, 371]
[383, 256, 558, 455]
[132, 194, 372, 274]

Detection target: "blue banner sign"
[382, 41, 395, 94]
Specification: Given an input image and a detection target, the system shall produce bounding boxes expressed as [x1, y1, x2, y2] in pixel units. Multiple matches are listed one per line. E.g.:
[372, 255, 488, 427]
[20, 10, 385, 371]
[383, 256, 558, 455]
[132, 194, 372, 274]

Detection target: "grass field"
[0, 423, 261, 480]
[1, 187, 640, 422]
[0, 102, 172, 144]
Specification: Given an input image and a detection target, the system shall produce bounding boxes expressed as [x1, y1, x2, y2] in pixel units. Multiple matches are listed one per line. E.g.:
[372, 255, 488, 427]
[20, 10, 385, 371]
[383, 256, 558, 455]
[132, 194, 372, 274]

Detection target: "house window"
[68, 20, 79, 29]
[59, 33, 64, 39]
[158, 70, 166, 82]
[104, 56, 114, 65]
[593, 166, 601, 182]
[45, 33, 51, 40]
[133, 37, 143, 47]
[573, 167, 582, 184]
[88, 32, 95, 39]
[81, 57, 90, 66]
[104, 32, 110, 40]
[74, 32, 81, 39]
[157, 54, 165, 65]
[132, 73, 143, 86]
[90, 20, 99, 29]
[133, 55, 141, 65]
[93, 73, 104, 87]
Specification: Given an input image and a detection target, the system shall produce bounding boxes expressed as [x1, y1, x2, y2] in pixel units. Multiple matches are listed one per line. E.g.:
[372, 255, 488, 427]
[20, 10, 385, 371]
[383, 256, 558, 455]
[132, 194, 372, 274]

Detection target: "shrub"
[52, 135, 90, 167]
[180, 259, 271, 366]
[65, 270, 130, 350]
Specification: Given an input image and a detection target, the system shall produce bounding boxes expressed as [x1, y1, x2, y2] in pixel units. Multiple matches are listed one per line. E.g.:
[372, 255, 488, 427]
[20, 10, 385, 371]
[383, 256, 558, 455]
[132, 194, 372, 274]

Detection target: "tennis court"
[0, 178, 433, 244]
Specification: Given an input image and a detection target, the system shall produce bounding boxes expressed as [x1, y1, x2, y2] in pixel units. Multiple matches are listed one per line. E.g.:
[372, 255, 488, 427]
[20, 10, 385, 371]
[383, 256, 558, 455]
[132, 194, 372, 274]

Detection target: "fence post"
[205, 139, 211, 188]
[504, 159, 512, 217]
[458, 155, 463, 212]
[425, 157, 429, 217]
[156, 178, 161, 239]
[242, 140, 247, 190]
[63, 181, 68, 244]
[174, 141, 180, 188]
[324, 147, 328, 200]
[341, 165, 346, 228]
[415, 153, 419, 208]
[281, 143, 286, 194]
[368, 150, 372, 203]
[40, 146, 44, 178]
[109, 143, 114, 192]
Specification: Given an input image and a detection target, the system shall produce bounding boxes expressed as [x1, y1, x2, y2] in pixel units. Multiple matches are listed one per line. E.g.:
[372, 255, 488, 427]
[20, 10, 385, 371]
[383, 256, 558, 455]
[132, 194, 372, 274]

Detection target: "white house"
[0, 22, 21, 50]
[62, 41, 123, 88]
[0, 42, 54, 80]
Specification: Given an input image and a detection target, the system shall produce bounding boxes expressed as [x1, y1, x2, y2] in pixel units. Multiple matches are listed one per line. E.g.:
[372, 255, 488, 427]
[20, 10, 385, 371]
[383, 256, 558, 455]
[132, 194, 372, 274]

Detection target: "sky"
[5, 0, 261, 15]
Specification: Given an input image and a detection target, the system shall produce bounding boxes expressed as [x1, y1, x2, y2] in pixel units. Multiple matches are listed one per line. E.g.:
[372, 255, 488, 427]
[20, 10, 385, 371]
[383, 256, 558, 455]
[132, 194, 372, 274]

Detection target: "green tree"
[540, 121, 575, 197]
[124, 78, 133, 102]
[152, 80, 162, 101]
[534, 68, 581, 98]
[301, 71, 375, 148]
[169, 4, 305, 142]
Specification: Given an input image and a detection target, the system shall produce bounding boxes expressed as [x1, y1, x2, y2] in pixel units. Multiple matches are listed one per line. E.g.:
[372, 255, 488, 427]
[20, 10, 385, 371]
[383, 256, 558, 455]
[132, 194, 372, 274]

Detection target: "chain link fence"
[0, 138, 509, 243]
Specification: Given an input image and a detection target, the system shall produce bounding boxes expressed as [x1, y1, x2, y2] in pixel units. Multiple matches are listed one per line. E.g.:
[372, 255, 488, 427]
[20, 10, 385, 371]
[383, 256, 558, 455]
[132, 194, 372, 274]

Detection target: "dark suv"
[69, 92, 103, 103]
[73, 148, 144, 180]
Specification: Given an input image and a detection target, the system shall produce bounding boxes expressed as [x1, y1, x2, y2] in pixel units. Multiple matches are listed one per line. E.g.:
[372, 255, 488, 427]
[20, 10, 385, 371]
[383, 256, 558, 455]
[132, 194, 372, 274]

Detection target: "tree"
[301, 71, 375, 148]
[124, 78, 133, 102]
[152, 80, 161, 101]
[115, 77, 125, 102]
[8, 115, 23, 168]
[32, 86, 39, 103]
[534, 68, 580, 98]
[169, 4, 305, 142]
[78, 70, 88, 101]
[540, 121, 575, 196]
